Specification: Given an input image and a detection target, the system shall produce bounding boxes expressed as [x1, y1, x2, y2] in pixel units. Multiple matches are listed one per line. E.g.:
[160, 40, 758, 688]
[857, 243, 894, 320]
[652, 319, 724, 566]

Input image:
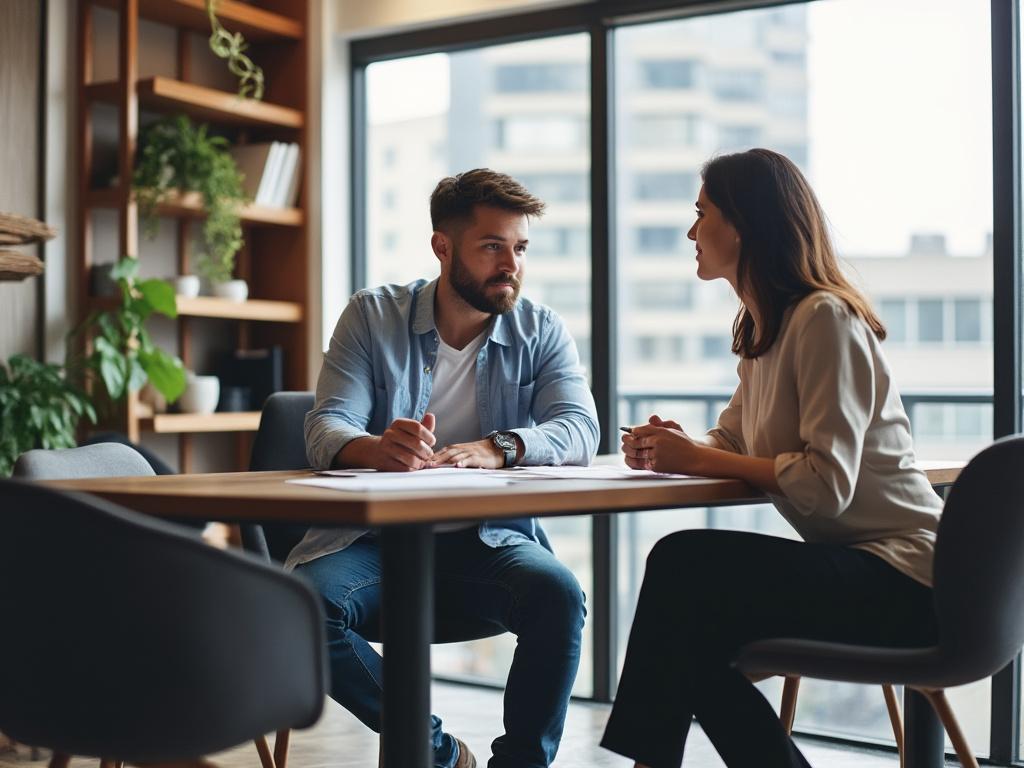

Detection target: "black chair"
[0, 480, 327, 768]
[737, 435, 1024, 768]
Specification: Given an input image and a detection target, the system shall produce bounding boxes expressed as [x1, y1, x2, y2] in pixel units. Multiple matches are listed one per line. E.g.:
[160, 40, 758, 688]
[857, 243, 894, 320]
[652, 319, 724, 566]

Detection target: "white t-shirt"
[429, 330, 487, 533]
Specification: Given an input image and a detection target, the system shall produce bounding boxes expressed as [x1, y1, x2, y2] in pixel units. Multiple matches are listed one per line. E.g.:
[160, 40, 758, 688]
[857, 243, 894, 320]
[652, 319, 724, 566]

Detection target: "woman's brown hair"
[701, 148, 885, 358]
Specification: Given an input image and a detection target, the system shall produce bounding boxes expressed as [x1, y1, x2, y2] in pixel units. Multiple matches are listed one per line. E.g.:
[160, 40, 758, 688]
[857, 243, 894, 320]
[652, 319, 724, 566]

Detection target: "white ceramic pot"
[211, 279, 248, 302]
[179, 373, 220, 414]
[172, 274, 200, 298]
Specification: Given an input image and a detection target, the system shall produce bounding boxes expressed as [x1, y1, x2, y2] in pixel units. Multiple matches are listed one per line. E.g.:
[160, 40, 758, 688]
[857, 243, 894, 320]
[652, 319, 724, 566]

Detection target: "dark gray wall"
[0, 0, 43, 361]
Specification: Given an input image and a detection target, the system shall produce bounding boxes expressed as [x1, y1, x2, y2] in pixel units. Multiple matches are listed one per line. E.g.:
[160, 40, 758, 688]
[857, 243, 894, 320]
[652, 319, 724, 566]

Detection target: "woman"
[600, 149, 942, 768]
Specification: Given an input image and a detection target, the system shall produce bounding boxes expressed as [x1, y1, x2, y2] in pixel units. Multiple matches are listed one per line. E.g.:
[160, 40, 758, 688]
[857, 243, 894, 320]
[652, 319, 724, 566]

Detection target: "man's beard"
[449, 246, 521, 314]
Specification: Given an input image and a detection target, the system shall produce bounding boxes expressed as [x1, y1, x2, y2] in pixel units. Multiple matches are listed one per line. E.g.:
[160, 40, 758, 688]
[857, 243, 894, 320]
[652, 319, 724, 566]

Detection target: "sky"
[366, 0, 996, 257]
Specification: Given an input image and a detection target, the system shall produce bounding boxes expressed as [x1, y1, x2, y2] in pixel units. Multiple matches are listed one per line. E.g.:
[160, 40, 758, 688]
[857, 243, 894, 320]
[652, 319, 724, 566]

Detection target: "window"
[635, 226, 683, 254]
[880, 299, 907, 343]
[918, 299, 945, 342]
[355, 0, 1002, 752]
[495, 116, 587, 152]
[629, 114, 700, 147]
[955, 298, 982, 342]
[494, 63, 587, 92]
[630, 281, 694, 310]
[633, 172, 696, 201]
[639, 59, 699, 89]
[513, 172, 588, 203]
[711, 69, 763, 101]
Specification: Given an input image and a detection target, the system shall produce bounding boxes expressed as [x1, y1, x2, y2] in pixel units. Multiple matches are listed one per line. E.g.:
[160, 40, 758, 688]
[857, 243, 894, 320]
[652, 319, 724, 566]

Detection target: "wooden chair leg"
[254, 734, 275, 768]
[881, 684, 905, 768]
[273, 729, 290, 768]
[920, 688, 979, 768]
[49, 753, 71, 768]
[780, 676, 801, 734]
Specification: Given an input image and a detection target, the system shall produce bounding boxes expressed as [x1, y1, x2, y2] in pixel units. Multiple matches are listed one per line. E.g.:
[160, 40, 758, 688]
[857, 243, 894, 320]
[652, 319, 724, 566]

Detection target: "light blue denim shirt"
[285, 278, 599, 569]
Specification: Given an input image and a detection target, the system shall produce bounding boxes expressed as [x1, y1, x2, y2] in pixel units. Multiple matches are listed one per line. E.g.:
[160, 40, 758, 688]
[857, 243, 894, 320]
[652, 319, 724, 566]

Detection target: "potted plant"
[206, 0, 264, 100]
[73, 256, 187, 410]
[0, 355, 96, 477]
[132, 115, 247, 295]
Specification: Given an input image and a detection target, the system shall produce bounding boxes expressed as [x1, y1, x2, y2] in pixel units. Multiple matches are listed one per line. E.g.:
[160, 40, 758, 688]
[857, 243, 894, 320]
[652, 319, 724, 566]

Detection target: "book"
[228, 143, 275, 203]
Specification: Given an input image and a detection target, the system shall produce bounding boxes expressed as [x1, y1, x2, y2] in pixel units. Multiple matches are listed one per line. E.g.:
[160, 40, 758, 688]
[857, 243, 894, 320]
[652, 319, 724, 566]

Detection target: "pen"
[619, 426, 633, 434]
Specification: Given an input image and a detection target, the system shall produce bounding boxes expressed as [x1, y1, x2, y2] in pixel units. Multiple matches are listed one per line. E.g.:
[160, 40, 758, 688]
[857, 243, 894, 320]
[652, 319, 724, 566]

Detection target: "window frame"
[349, 0, 1023, 761]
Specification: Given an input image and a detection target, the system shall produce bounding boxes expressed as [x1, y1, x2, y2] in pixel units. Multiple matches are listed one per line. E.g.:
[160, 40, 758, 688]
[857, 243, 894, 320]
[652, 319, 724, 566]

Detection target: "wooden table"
[47, 461, 962, 768]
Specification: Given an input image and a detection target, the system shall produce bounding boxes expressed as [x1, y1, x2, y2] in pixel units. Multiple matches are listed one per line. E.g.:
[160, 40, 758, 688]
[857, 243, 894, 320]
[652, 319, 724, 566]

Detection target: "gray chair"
[737, 435, 1024, 768]
[0, 479, 327, 768]
[14, 442, 155, 480]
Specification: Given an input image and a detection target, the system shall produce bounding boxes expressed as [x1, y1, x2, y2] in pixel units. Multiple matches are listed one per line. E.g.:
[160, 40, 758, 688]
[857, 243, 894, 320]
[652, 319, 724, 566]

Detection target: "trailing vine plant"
[206, 0, 265, 101]
[132, 115, 246, 285]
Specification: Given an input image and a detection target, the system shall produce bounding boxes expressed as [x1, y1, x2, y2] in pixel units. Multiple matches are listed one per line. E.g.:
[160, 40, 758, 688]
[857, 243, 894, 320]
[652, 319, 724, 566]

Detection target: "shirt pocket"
[504, 382, 536, 427]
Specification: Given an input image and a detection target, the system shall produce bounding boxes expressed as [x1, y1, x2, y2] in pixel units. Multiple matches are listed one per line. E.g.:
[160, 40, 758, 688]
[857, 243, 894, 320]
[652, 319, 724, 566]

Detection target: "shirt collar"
[412, 277, 515, 347]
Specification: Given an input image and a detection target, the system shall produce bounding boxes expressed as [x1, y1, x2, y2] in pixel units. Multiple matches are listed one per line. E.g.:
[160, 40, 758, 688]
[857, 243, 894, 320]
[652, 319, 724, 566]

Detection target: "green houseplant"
[0, 355, 97, 477]
[74, 256, 187, 407]
[133, 115, 246, 286]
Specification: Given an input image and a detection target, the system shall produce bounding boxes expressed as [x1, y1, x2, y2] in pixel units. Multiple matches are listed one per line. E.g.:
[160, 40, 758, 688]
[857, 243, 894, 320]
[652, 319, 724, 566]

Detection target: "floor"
[0, 682, 914, 768]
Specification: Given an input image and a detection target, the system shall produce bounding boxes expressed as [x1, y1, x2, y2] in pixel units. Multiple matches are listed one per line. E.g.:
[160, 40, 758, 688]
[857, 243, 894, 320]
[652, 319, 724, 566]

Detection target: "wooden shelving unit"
[139, 411, 263, 434]
[76, 0, 310, 472]
[87, 188, 304, 227]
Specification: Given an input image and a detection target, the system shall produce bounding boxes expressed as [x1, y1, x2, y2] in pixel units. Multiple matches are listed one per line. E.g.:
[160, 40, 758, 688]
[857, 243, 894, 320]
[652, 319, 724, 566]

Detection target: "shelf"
[85, 77, 303, 128]
[89, 295, 302, 323]
[140, 411, 262, 434]
[92, 0, 302, 41]
[175, 295, 303, 322]
[87, 188, 302, 227]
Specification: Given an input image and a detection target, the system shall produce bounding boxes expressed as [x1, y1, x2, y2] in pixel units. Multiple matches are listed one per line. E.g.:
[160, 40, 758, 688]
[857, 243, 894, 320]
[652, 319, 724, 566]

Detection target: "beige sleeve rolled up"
[774, 300, 876, 519]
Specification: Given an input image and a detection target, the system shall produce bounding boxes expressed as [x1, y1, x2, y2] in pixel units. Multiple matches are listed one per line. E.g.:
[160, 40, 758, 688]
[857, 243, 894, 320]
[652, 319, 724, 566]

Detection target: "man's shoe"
[453, 737, 477, 768]
[378, 736, 476, 768]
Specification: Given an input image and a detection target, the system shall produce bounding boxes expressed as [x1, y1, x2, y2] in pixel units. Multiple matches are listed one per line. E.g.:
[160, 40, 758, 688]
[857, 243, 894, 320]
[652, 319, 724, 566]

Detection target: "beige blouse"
[707, 291, 942, 587]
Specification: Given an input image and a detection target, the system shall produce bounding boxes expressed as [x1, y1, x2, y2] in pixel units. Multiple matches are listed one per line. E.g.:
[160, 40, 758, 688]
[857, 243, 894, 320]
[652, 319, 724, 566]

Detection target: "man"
[288, 168, 599, 768]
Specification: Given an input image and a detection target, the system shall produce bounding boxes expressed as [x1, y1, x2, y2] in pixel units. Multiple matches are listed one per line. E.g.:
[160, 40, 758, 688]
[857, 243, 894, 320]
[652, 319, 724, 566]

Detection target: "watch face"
[495, 432, 516, 450]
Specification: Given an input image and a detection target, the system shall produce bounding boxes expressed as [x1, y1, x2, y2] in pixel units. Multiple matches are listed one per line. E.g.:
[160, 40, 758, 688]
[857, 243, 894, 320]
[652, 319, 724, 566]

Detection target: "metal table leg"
[904, 688, 945, 768]
[380, 524, 434, 768]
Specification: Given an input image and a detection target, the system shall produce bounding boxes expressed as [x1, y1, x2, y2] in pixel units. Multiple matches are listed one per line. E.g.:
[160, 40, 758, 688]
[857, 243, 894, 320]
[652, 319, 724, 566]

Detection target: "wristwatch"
[489, 431, 518, 468]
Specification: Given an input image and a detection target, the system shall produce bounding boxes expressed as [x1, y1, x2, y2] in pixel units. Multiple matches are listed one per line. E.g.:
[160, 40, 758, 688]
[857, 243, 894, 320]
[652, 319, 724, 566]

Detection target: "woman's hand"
[622, 422, 707, 474]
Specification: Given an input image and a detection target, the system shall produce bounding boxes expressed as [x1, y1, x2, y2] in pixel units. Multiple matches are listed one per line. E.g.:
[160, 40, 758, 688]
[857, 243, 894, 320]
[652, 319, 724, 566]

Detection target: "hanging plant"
[132, 115, 246, 285]
[207, 0, 265, 101]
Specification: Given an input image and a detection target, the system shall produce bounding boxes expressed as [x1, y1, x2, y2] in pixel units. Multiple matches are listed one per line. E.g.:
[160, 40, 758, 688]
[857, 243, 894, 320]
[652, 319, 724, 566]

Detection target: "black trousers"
[600, 530, 937, 768]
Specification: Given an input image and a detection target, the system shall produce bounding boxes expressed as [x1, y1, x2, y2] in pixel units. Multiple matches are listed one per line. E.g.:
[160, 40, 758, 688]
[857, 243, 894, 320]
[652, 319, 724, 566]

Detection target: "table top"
[41, 460, 964, 527]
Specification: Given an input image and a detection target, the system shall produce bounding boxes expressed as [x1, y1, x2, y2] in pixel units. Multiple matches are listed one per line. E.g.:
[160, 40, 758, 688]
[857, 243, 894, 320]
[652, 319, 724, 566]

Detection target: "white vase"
[172, 274, 200, 298]
[211, 279, 248, 302]
[179, 374, 220, 414]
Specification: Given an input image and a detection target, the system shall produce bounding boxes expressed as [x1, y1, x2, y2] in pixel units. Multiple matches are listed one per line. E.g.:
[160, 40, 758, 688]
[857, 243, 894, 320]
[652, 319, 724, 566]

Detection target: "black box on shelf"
[217, 346, 283, 412]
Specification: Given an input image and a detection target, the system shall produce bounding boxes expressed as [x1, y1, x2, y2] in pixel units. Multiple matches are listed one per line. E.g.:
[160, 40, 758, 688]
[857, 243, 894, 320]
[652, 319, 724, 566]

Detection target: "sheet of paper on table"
[290, 468, 513, 492]
[501, 465, 692, 481]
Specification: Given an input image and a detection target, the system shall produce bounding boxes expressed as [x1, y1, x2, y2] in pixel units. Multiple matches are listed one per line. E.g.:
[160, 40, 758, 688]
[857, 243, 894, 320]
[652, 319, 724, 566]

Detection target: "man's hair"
[430, 168, 546, 233]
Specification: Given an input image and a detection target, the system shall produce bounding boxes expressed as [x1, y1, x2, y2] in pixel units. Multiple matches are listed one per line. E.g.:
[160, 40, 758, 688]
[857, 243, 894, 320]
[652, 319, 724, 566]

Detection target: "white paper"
[289, 470, 513, 493]
[502, 465, 692, 481]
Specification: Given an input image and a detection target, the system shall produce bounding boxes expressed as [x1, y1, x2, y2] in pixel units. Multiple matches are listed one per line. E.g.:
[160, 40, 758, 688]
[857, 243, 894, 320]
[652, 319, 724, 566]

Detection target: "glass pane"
[614, 0, 992, 748]
[365, 34, 593, 696]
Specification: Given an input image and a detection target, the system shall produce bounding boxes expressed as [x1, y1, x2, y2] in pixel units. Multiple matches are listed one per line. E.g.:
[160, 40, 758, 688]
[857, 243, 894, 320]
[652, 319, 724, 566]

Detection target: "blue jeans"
[296, 528, 586, 768]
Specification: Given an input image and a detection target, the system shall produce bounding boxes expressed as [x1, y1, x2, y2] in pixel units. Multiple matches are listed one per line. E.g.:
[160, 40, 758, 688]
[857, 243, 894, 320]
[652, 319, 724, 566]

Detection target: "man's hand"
[431, 437, 505, 469]
[339, 413, 437, 471]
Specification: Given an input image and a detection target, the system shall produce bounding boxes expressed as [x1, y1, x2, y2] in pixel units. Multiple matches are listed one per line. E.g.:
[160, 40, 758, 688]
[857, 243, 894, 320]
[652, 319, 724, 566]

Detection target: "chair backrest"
[14, 442, 155, 479]
[0, 480, 326, 762]
[933, 435, 1024, 683]
[247, 392, 315, 562]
